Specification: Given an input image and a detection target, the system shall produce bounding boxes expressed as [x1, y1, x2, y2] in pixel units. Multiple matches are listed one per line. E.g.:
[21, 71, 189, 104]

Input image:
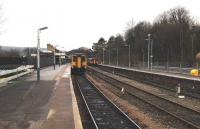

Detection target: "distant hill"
[79, 47, 89, 51]
[66, 47, 94, 58]
[0, 46, 37, 57]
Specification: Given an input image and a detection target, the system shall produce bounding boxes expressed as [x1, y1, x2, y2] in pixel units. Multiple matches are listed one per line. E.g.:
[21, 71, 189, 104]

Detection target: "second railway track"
[87, 66, 200, 129]
[74, 75, 141, 129]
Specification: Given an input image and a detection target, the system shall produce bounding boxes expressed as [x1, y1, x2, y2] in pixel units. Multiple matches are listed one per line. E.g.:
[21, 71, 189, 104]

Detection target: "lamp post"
[53, 45, 59, 70]
[180, 30, 183, 70]
[53, 49, 56, 70]
[146, 34, 153, 70]
[103, 47, 105, 64]
[37, 26, 48, 81]
[117, 48, 119, 66]
[147, 34, 150, 70]
[128, 44, 131, 68]
[124, 43, 131, 68]
[150, 39, 153, 70]
[109, 47, 111, 65]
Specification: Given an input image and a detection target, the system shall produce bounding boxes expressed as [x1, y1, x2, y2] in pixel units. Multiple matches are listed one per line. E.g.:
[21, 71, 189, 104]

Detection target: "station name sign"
[55, 53, 66, 56]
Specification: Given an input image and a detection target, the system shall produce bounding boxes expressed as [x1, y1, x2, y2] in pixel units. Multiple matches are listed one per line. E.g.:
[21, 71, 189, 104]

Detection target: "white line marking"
[46, 109, 56, 120]
[69, 76, 83, 129]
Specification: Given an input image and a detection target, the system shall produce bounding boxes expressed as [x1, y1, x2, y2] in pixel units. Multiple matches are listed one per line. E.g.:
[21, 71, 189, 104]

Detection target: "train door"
[77, 56, 81, 68]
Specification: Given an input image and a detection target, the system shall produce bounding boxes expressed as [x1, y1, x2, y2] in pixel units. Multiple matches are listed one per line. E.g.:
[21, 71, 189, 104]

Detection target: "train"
[88, 57, 98, 66]
[71, 53, 87, 74]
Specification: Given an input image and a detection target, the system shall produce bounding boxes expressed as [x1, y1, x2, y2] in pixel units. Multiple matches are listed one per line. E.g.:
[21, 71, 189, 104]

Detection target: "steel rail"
[74, 75, 141, 129]
[86, 76, 141, 129]
[89, 67, 200, 112]
[97, 65, 200, 99]
[75, 77, 99, 129]
[88, 67, 200, 129]
[117, 72, 200, 99]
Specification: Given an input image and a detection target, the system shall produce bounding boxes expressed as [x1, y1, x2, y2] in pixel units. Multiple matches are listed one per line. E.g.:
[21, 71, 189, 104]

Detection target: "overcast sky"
[0, 0, 199, 51]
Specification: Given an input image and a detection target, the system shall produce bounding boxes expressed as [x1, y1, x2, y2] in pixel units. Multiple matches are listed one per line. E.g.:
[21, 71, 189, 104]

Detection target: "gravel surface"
[86, 71, 199, 129]
[86, 74, 166, 129]
[90, 66, 200, 113]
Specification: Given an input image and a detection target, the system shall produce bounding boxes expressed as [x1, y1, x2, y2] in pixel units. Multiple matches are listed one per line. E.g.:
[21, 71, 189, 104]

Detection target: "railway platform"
[98, 64, 200, 99]
[100, 64, 200, 81]
[0, 64, 82, 129]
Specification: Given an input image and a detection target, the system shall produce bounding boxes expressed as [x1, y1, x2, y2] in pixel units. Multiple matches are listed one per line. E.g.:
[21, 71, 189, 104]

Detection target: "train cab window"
[81, 56, 85, 61]
[73, 56, 77, 61]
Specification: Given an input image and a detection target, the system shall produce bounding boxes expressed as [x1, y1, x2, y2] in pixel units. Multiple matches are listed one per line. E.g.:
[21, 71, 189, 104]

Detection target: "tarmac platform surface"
[0, 64, 82, 129]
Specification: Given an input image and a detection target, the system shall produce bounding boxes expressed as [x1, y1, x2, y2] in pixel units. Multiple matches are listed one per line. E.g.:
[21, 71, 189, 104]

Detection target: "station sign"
[55, 53, 66, 56]
[31, 54, 37, 57]
[61, 56, 65, 59]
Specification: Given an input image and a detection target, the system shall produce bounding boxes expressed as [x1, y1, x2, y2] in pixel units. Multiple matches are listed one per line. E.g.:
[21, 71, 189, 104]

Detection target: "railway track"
[98, 65, 200, 99]
[74, 75, 141, 129]
[116, 72, 200, 99]
[87, 67, 200, 129]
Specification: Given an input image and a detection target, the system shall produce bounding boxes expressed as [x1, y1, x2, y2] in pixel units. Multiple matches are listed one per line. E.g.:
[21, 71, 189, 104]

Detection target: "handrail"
[0, 65, 34, 76]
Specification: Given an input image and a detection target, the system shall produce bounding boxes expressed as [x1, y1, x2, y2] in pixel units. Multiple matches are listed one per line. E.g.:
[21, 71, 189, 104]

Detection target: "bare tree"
[94, 6, 200, 68]
[152, 7, 195, 67]
[125, 19, 135, 31]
